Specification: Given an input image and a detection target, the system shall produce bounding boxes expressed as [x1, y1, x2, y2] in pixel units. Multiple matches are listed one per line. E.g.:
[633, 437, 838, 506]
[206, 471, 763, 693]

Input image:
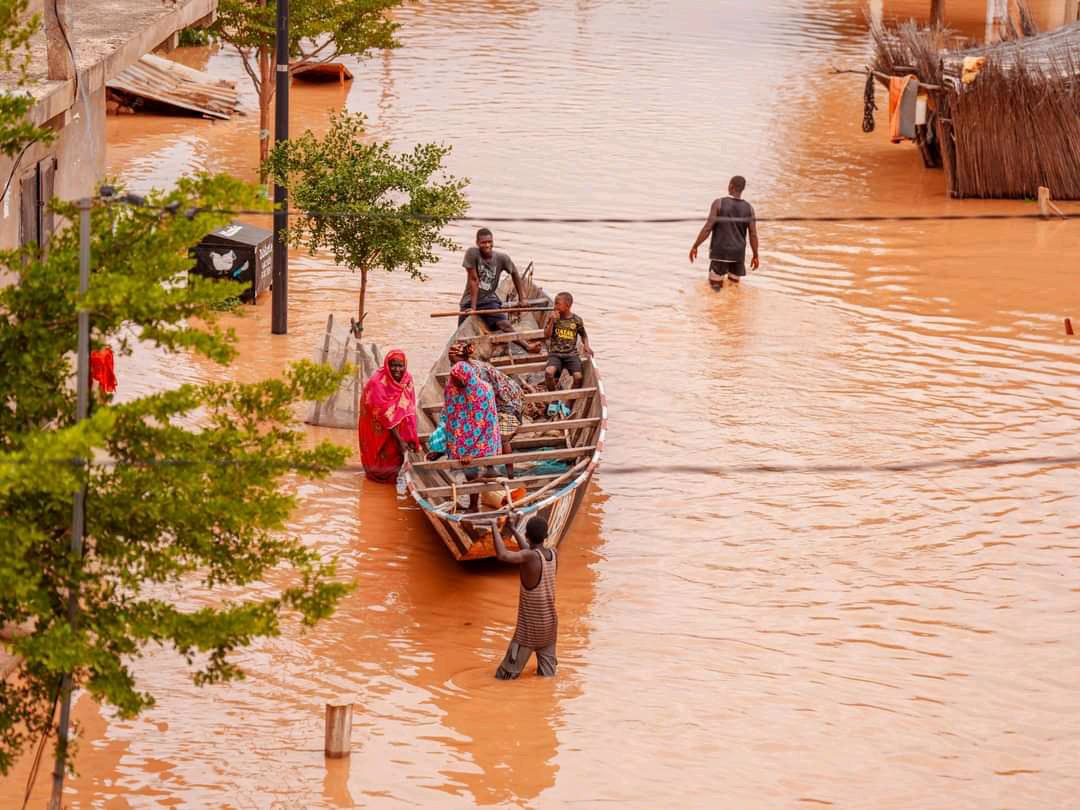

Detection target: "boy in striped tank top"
[485, 514, 559, 680]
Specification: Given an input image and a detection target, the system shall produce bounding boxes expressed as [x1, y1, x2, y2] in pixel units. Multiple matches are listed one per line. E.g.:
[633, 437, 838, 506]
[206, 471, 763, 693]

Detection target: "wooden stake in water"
[325, 704, 353, 759]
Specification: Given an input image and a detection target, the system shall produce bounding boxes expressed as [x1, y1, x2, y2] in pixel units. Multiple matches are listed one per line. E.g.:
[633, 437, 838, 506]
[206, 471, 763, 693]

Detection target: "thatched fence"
[871, 20, 1080, 199]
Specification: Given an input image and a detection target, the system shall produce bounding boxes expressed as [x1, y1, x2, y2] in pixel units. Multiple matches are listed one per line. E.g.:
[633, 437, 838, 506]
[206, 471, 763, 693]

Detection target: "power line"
[2, 453, 1078, 476]
[102, 198, 1078, 225]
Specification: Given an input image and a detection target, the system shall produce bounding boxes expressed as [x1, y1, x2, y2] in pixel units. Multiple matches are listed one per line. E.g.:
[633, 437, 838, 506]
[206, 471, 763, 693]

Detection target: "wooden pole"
[1038, 186, 1051, 218]
[431, 305, 553, 318]
[930, 0, 945, 28]
[325, 704, 353, 759]
[44, 0, 74, 82]
[312, 314, 334, 425]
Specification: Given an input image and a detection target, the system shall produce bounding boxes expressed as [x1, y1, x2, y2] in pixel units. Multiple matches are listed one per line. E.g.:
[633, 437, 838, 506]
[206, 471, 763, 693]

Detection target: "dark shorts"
[459, 298, 508, 329]
[495, 639, 557, 680]
[546, 353, 582, 377]
[709, 258, 746, 279]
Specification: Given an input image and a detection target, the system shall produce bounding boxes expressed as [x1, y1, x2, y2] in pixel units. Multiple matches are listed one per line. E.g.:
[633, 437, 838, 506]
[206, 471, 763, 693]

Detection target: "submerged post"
[325, 704, 353, 758]
[271, 0, 290, 334]
[1038, 186, 1051, 218]
[48, 197, 92, 810]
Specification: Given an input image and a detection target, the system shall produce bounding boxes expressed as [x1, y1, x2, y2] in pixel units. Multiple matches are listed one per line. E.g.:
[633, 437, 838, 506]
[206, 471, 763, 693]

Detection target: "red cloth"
[358, 350, 418, 483]
[89, 347, 117, 393]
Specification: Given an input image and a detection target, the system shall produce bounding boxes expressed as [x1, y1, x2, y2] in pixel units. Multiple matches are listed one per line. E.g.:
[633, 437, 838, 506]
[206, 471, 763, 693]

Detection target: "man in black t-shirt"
[460, 228, 536, 352]
[689, 175, 760, 288]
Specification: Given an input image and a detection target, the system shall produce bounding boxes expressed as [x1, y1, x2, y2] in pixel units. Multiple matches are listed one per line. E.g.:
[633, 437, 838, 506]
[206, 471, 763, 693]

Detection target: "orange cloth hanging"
[888, 75, 916, 144]
[89, 347, 117, 393]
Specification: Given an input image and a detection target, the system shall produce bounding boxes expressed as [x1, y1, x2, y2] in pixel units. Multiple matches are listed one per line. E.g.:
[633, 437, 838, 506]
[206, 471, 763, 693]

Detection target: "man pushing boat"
[473, 513, 559, 680]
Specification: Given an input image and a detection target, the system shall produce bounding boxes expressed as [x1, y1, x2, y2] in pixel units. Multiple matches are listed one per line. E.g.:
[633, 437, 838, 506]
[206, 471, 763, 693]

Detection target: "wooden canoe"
[403, 270, 606, 561]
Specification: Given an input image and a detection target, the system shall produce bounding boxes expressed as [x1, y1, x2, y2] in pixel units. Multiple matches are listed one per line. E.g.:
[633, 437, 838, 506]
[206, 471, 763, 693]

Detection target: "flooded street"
[7, 0, 1080, 806]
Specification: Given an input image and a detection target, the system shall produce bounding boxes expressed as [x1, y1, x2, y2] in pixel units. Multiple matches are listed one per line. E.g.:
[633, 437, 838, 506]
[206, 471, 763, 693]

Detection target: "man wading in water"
[688, 175, 760, 288]
[478, 514, 558, 679]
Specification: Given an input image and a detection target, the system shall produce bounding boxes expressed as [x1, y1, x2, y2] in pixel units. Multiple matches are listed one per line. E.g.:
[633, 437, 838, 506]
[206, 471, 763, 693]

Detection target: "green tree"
[210, 0, 402, 166]
[0, 174, 354, 778]
[0, 0, 55, 159]
[265, 111, 469, 337]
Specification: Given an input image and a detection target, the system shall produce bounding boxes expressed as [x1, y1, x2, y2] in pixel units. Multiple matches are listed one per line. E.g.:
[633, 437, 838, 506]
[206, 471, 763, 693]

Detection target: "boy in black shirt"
[544, 291, 592, 391]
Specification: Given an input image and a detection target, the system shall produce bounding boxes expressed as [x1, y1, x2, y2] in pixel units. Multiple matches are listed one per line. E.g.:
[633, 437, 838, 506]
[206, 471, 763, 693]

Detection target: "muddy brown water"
[6, 1, 1080, 807]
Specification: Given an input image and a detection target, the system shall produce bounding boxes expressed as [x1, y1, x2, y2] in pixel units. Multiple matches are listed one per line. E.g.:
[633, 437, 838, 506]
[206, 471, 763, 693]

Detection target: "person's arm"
[748, 218, 760, 270]
[491, 518, 532, 564]
[510, 264, 528, 308]
[466, 267, 480, 312]
[544, 310, 556, 341]
[578, 319, 593, 358]
[689, 200, 719, 263]
[389, 425, 418, 453]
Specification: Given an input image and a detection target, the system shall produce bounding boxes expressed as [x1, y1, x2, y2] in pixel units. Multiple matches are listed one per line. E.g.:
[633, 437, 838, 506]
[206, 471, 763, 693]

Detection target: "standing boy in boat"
[688, 175, 760, 288]
[487, 514, 558, 680]
[544, 291, 592, 393]
[461, 228, 537, 353]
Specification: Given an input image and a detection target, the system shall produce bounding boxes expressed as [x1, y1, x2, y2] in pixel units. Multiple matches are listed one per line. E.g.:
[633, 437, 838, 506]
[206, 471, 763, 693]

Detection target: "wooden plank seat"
[413, 473, 566, 498]
[419, 416, 599, 442]
[459, 329, 545, 344]
[436, 360, 549, 383]
[421, 386, 598, 415]
[513, 416, 600, 435]
[490, 352, 547, 367]
[409, 445, 596, 473]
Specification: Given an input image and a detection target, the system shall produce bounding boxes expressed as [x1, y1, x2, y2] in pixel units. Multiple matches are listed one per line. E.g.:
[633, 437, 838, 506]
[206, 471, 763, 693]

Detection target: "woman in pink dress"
[358, 350, 419, 483]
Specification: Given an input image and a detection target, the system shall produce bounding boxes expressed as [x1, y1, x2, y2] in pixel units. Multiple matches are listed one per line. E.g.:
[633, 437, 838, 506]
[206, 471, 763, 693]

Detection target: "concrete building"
[0, 0, 217, 251]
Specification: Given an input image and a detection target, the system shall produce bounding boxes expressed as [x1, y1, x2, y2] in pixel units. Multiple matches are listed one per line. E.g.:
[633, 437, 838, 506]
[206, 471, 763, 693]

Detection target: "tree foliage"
[264, 111, 469, 333]
[210, 0, 402, 163]
[0, 0, 55, 159]
[0, 174, 353, 776]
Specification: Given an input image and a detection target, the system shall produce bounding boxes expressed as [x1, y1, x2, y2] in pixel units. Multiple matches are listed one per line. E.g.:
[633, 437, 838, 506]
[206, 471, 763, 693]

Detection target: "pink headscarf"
[362, 349, 418, 445]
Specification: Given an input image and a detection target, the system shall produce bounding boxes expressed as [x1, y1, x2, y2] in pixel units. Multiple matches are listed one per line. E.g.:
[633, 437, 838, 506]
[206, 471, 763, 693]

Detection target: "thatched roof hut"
[870, 20, 1080, 199]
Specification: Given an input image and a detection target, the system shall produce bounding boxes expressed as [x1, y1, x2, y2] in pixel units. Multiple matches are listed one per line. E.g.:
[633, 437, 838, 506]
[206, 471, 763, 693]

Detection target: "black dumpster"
[190, 222, 273, 303]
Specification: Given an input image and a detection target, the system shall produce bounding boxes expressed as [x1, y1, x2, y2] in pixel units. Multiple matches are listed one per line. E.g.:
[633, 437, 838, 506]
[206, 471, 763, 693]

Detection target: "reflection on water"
[6, 0, 1080, 807]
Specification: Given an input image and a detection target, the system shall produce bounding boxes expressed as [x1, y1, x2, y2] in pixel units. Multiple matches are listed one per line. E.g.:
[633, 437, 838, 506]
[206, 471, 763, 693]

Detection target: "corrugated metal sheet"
[107, 53, 239, 120]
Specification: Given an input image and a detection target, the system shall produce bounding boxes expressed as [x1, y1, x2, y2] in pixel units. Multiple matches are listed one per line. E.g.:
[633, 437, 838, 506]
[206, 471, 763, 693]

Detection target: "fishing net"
[304, 315, 381, 430]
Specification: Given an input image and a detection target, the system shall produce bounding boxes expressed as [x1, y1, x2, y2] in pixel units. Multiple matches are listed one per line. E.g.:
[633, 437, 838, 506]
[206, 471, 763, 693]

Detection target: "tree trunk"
[258, 44, 275, 177]
[358, 266, 368, 334]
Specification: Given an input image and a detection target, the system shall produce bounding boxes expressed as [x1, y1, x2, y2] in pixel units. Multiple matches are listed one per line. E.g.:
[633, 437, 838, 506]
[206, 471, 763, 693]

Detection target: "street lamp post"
[271, 0, 289, 334]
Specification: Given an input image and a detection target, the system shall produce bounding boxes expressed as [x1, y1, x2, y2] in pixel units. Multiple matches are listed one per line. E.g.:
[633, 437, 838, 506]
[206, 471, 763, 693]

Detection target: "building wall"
[0, 85, 105, 252]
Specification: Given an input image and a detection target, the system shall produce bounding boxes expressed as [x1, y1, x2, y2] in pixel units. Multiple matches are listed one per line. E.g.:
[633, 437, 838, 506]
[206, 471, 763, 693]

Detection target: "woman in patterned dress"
[448, 341, 526, 476]
[442, 360, 500, 512]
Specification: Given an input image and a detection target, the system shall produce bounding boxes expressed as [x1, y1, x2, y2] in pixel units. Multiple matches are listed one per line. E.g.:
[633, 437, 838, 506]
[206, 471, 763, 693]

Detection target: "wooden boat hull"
[404, 272, 606, 561]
